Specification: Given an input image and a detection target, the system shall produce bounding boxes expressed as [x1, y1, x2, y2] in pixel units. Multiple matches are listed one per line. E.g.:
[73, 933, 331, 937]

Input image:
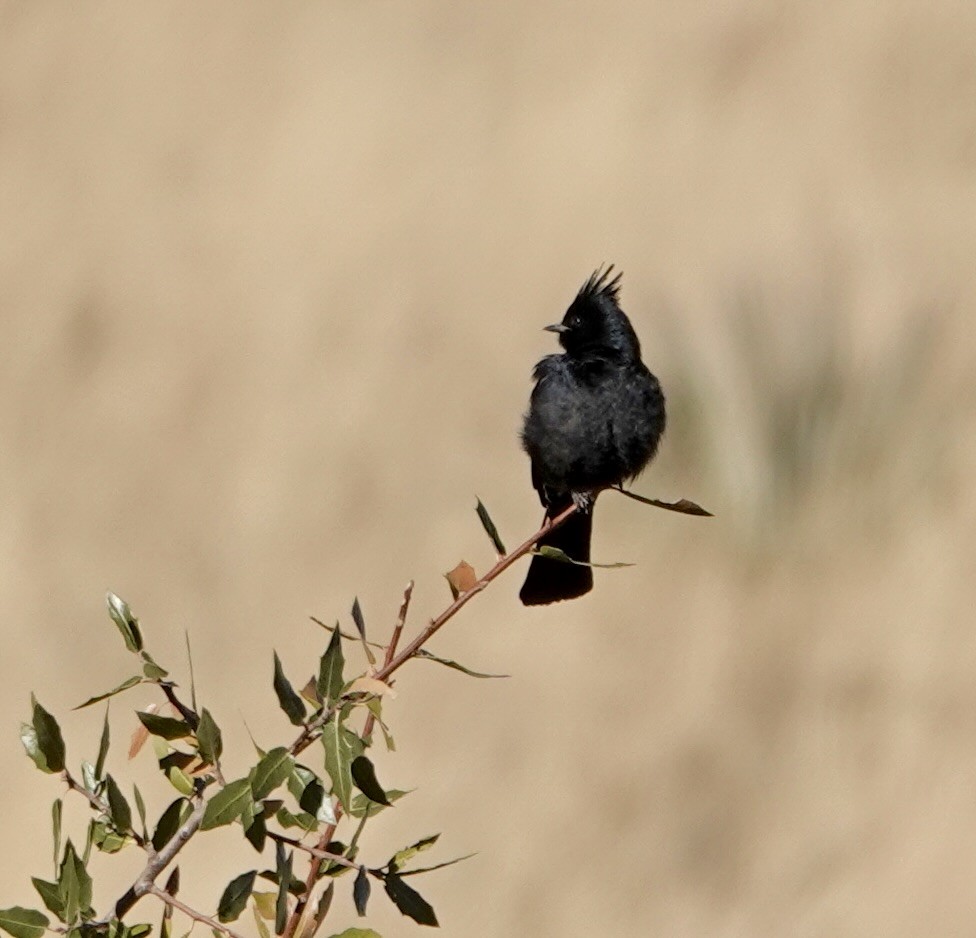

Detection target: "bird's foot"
[571, 490, 595, 513]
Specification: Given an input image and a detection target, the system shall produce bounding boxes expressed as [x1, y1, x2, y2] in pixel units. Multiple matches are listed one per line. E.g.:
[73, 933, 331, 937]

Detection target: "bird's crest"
[576, 265, 623, 308]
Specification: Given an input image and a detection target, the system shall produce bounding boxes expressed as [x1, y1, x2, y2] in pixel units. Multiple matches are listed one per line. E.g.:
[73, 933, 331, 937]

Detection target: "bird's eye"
[568, 315, 582, 329]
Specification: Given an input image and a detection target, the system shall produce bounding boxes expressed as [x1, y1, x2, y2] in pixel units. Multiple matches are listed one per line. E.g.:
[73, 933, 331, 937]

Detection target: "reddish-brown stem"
[373, 503, 576, 684]
[278, 504, 574, 932]
[362, 580, 414, 741]
[289, 506, 574, 757]
[281, 813, 341, 938]
[105, 504, 582, 932]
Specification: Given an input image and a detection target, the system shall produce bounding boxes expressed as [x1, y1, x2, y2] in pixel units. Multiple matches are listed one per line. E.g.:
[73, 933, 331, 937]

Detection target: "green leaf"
[298, 777, 325, 816]
[274, 843, 292, 936]
[160, 904, 173, 938]
[104, 921, 153, 938]
[106, 592, 143, 652]
[535, 545, 634, 568]
[158, 751, 196, 773]
[250, 747, 295, 801]
[613, 488, 714, 516]
[30, 878, 63, 919]
[152, 798, 190, 852]
[201, 778, 253, 831]
[475, 498, 507, 555]
[314, 883, 335, 931]
[322, 843, 353, 878]
[287, 764, 315, 801]
[240, 798, 256, 834]
[136, 712, 192, 740]
[274, 805, 318, 833]
[196, 708, 223, 765]
[322, 717, 364, 814]
[317, 792, 338, 826]
[525, 540, 570, 561]
[310, 617, 387, 649]
[52, 800, 63, 876]
[350, 756, 391, 807]
[252, 905, 272, 938]
[82, 819, 95, 866]
[260, 799, 283, 819]
[141, 653, 169, 681]
[383, 873, 437, 926]
[95, 709, 111, 779]
[350, 598, 367, 641]
[351, 598, 375, 665]
[353, 868, 371, 917]
[133, 786, 148, 840]
[80, 761, 97, 793]
[348, 789, 409, 819]
[19, 724, 46, 773]
[244, 813, 267, 852]
[165, 764, 195, 797]
[273, 652, 306, 726]
[389, 834, 438, 872]
[28, 696, 66, 773]
[58, 840, 92, 924]
[164, 865, 180, 894]
[105, 775, 133, 832]
[92, 820, 128, 854]
[365, 699, 395, 752]
[217, 870, 256, 923]
[0, 907, 49, 938]
[317, 628, 345, 706]
[414, 648, 508, 679]
[74, 676, 144, 710]
[398, 853, 476, 877]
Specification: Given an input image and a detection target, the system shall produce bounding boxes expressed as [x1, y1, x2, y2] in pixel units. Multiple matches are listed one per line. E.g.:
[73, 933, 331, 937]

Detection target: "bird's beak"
[543, 323, 569, 334]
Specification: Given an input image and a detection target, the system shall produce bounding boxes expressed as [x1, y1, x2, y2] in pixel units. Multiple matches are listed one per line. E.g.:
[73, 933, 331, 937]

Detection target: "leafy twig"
[46, 491, 699, 933]
[374, 502, 578, 683]
[62, 770, 109, 817]
[61, 770, 149, 851]
[289, 508, 575, 758]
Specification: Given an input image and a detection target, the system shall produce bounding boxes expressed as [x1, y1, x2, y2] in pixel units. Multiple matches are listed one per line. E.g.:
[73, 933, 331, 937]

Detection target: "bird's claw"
[571, 491, 595, 513]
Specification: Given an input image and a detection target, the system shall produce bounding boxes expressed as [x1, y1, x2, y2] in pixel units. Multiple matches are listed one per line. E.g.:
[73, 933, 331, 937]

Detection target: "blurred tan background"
[2, 3, 976, 935]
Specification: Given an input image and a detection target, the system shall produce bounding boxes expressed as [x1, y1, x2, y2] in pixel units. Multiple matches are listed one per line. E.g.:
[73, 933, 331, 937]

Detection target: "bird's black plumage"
[520, 266, 666, 605]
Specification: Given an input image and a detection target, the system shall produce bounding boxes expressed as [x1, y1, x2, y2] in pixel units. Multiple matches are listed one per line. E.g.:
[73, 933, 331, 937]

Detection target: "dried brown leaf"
[128, 703, 158, 759]
[445, 561, 477, 599]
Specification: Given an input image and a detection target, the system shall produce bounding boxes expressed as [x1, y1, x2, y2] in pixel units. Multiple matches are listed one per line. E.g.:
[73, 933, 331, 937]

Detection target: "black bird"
[520, 266, 666, 605]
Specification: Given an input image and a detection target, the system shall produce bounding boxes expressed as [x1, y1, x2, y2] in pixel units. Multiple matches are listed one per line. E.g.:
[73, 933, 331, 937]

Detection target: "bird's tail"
[519, 502, 594, 606]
